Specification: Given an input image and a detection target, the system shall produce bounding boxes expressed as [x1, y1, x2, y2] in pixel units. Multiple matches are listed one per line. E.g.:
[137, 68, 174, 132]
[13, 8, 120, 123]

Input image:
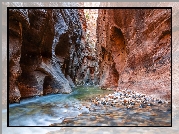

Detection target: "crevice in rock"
[110, 26, 127, 74]
[8, 8, 171, 103]
[96, 8, 171, 100]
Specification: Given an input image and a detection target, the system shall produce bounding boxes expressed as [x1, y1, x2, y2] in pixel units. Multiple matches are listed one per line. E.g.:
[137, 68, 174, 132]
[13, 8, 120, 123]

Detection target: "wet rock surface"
[50, 88, 171, 126]
[8, 8, 171, 127]
[8, 86, 171, 126]
[8, 86, 113, 126]
[2, 1, 178, 133]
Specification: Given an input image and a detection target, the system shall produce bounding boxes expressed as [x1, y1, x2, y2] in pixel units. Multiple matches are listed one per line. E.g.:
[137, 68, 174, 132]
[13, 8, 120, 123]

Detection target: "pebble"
[139, 104, 145, 108]
[127, 105, 133, 109]
[147, 103, 153, 106]
[89, 89, 168, 111]
[130, 102, 135, 105]
[49, 88, 171, 126]
[158, 100, 163, 103]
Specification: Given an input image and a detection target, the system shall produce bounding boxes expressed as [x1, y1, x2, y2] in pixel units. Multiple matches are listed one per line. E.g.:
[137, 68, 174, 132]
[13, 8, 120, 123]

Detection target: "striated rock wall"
[74, 9, 99, 86]
[9, 9, 25, 102]
[9, 9, 86, 102]
[8, 8, 171, 103]
[96, 9, 171, 100]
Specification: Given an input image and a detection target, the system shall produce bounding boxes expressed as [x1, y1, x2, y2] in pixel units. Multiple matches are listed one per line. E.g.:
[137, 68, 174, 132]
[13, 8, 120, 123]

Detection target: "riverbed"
[8, 86, 171, 126]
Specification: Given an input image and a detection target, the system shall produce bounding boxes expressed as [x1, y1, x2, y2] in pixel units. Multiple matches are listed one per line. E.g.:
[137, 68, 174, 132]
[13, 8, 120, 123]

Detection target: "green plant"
[85, 13, 90, 20]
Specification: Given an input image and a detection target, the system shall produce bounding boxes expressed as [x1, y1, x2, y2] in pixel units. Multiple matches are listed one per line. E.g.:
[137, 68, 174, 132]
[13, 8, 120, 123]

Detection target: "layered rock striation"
[9, 8, 171, 103]
[75, 9, 99, 86]
[96, 9, 171, 100]
[9, 9, 89, 103]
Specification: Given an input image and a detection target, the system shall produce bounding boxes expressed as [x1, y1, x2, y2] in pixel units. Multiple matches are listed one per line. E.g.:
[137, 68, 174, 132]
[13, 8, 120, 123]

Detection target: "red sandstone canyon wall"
[96, 9, 171, 100]
[8, 9, 88, 103]
[8, 8, 171, 103]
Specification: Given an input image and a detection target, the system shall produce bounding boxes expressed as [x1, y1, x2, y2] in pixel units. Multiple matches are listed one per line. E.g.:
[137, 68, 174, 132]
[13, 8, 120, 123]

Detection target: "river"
[5, 86, 172, 127]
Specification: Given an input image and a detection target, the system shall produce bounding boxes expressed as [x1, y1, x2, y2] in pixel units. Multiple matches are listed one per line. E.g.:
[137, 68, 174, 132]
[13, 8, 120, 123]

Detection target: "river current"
[7, 86, 171, 127]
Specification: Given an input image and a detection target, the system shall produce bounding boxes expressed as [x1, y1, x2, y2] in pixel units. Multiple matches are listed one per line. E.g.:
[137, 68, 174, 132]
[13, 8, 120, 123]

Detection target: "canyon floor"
[8, 86, 171, 126]
[2, 1, 179, 134]
[6, 6, 172, 128]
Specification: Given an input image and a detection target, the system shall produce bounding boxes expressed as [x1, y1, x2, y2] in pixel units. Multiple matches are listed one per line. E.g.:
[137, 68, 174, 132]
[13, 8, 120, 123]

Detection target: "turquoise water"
[71, 86, 114, 100]
[8, 86, 113, 126]
[8, 86, 171, 126]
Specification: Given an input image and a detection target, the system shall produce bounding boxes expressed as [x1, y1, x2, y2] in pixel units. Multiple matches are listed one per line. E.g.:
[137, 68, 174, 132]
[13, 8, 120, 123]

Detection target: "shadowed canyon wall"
[96, 9, 171, 100]
[9, 8, 171, 103]
[75, 9, 99, 86]
[9, 9, 93, 103]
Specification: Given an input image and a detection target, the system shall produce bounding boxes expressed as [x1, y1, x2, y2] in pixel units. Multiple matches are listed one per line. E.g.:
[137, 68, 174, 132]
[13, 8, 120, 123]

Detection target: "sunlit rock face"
[9, 9, 86, 102]
[9, 8, 171, 103]
[96, 9, 171, 100]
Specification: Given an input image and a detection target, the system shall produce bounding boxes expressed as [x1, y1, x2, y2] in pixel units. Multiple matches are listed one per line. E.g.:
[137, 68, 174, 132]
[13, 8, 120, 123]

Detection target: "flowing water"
[8, 86, 171, 126]
[8, 86, 113, 126]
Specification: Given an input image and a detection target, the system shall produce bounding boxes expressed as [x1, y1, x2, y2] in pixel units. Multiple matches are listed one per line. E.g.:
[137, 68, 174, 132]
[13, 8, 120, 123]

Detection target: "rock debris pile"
[51, 88, 171, 126]
[90, 89, 169, 109]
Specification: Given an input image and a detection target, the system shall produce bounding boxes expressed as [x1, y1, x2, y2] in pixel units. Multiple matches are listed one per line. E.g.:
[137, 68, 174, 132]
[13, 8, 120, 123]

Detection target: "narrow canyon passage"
[8, 8, 171, 126]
